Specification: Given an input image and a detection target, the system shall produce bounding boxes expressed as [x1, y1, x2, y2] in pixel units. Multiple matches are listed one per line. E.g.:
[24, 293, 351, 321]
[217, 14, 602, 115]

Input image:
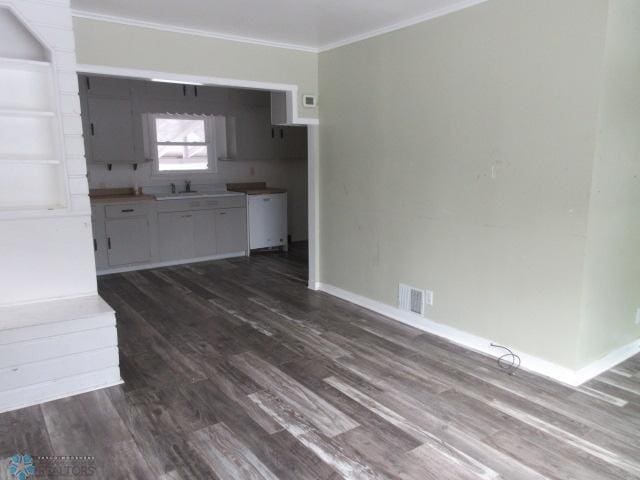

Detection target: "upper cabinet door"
[82, 76, 131, 98]
[235, 107, 273, 161]
[86, 97, 136, 164]
[142, 81, 190, 100]
[283, 126, 308, 159]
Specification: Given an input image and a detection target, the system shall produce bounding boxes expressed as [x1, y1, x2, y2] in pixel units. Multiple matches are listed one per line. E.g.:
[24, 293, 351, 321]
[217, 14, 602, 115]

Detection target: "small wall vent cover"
[398, 284, 432, 316]
[303, 95, 317, 107]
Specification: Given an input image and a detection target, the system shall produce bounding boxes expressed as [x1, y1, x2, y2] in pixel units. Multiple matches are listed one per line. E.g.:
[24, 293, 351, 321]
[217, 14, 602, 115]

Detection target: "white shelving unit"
[0, 11, 67, 213]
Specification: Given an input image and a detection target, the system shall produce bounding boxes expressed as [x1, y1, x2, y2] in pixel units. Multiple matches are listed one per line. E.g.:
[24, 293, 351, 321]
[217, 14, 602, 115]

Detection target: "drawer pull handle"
[263, 198, 271, 202]
[219, 212, 226, 215]
[121, 209, 135, 213]
[107, 237, 112, 250]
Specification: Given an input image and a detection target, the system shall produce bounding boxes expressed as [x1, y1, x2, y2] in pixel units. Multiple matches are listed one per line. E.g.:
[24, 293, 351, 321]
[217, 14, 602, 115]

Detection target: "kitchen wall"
[318, 0, 610, 370]
[578, 0, 640, 366]
[72, 17, 318, 120]
[83, 78, 309, 241]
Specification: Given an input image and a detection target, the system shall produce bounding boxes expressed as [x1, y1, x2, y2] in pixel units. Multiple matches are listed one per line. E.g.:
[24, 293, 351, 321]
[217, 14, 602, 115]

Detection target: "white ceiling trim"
[72, 0, 490, 54]
[317, 0, 490, 52]
[71, 9, 319, 53]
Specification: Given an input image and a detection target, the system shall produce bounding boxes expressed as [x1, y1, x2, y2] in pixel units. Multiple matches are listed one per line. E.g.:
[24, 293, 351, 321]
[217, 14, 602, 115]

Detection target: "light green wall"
[319, 0, 609, 368]
[578, 0, 640, 365]
[72, 17, 318, 119]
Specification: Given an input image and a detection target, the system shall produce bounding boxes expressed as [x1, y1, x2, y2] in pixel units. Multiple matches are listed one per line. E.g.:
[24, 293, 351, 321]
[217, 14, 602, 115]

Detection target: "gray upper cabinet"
[82, 75, 131, 98]
[272, 126, 307, 159]
[79, 75, 306, 167]
[284, 126, 308, 159]
[142, 81, 189, 100]
[193, 85, 228, 103]
[236, 108, 273, 160]
[86, 97, 136, 165]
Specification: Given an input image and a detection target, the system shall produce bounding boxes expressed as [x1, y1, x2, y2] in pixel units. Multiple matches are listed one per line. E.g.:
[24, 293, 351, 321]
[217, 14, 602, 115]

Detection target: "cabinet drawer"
[105, 204, 149, 218]
[156, 195, 245, 213]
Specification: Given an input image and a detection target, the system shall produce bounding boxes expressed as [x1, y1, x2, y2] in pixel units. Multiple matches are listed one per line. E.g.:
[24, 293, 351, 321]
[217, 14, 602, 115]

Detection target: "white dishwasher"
[248, 193, 288, 250]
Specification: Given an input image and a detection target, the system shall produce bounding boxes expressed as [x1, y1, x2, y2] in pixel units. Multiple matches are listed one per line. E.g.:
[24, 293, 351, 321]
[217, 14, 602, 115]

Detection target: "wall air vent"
[399, 284, 432, 316]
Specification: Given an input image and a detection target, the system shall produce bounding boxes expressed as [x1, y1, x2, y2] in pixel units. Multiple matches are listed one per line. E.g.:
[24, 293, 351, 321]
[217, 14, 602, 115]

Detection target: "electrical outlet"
[636, 308, 640, 325]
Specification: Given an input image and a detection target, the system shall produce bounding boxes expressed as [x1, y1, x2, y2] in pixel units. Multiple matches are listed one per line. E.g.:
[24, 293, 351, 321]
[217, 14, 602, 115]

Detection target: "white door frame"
[76, 64, 320, 289]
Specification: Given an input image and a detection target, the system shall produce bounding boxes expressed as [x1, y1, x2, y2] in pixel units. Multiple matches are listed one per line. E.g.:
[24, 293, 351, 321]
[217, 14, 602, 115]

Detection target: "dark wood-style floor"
[2, 243, 640, 479]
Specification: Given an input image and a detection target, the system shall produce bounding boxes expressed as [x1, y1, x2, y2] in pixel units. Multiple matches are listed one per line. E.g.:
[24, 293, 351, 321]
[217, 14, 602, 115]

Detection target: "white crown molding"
[71, 9, 319, 53]
[317, 0, 490, 52]
[72, 0, 491, 55]
[316, 282, 640, 387]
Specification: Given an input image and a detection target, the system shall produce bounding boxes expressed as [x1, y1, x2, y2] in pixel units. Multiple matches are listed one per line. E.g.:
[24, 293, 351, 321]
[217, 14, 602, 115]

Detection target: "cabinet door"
[83, 76, 131, 98]
[193, 210, 217, 257]
[215, 208, 247, 254]
[142, 81, 189, 100]
[235, 108, 273, 160]
[106, 218, 151, 267]
[87, 97, 135, 164]
[158, 212, 195, 261]
[283, 126, 308, 159]
[249, 194, 286, 249]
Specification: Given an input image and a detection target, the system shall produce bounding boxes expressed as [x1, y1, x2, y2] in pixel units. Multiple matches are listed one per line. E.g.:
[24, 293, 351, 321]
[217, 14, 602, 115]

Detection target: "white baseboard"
[97, 251, 247, 275]
[0, 367, 123, 414]
[317, 283, 640, 387]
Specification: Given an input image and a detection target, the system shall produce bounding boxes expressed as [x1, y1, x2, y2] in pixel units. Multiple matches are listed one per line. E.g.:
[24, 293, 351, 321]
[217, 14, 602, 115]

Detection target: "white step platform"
[0, 295, 122, 413]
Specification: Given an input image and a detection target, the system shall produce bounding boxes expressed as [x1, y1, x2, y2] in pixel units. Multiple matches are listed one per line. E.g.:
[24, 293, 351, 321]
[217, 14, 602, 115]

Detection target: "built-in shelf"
[0, 56, 51, 70]
[0, 203, 66, 214]
[0, 10, 66, 215]
[0, 158, 60, 165]
[0, 109, 55, 117]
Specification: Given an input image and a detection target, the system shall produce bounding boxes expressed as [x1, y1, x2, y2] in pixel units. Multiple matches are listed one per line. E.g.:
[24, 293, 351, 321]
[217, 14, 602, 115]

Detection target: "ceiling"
[70, 0, 488, 52]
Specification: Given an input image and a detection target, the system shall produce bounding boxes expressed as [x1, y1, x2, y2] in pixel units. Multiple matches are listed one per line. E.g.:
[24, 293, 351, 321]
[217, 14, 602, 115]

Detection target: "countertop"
[90, 188, 155, 204]
[227, 182, 287, 195]
[90, 187, 247, 204]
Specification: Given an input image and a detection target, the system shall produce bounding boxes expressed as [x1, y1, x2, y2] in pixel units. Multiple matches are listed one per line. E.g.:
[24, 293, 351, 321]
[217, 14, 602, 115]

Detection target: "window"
[144, 114, 217, 174]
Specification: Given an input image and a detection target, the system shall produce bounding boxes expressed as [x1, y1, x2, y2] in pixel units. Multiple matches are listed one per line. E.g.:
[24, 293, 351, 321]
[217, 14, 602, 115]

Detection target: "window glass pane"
[155, 118, 206, 143]
[157, 145, 208, 171]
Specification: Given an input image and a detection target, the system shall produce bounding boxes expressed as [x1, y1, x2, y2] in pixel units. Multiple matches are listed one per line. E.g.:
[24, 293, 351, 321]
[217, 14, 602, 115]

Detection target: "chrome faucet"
[185, 180, 192, 193]
[170, 183, 176, 194]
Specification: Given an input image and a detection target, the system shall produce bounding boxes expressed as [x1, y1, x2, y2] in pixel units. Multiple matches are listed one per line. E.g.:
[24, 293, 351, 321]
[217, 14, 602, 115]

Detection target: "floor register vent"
[398, 284, 432, 316]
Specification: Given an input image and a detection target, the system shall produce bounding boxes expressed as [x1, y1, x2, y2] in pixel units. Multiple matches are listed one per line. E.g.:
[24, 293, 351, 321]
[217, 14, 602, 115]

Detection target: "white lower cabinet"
[158, 211, 196, 261]
[93, 195, 248, 272]
[105, 217, 151, 266]
[193, 210, 217, 257]
[215, 208, 247, 254]
[158, 207, 246, 261]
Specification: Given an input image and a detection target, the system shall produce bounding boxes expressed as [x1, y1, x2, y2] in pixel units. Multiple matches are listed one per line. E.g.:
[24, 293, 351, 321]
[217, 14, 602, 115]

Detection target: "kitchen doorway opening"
[77, 67, 318, 288]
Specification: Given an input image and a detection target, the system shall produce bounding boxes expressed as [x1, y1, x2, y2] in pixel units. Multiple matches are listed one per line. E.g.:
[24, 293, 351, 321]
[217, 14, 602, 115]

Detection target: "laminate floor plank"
[231, 351, 359, 438]
[191, 422, 279, 480]
[1, 243, 638, 479]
